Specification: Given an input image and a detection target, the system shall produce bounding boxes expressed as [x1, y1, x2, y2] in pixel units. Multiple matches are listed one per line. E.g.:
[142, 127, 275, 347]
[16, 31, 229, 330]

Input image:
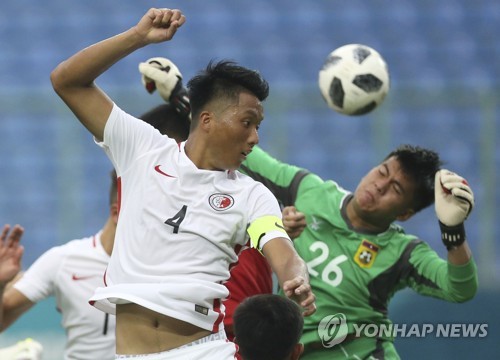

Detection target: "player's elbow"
[452, 292, 476, 304]
[456, 287, 477, 303]
[50, 62, 70, 95]
[450, 280, 478, 303]
[50, 61, 89, 97]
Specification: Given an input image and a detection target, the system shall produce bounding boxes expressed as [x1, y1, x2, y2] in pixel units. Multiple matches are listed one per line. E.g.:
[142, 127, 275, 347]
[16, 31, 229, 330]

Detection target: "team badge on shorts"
[354, 239, 379, 268]
[208, 194, 234, 211]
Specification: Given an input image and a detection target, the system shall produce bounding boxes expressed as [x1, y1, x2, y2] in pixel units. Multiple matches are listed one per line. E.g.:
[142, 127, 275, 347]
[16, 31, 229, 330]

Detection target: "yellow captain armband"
[247, 215, 290, 252]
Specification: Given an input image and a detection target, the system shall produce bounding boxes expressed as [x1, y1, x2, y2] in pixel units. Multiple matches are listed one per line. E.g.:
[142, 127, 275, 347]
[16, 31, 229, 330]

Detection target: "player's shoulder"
[233, 170, 275, 194]
[24, 236, 96, 273]
[108, 102, 166, 139]
[296, 173, 349, 203]
[48, 234, 98, 255]
[233, 169, 257, 183]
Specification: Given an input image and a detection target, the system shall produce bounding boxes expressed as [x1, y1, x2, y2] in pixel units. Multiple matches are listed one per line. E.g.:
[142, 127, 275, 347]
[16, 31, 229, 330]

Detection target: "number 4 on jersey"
[164, 205, 187, 234]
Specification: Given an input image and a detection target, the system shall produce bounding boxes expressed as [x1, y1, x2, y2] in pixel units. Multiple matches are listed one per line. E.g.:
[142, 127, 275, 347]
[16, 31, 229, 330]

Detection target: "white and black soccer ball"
[318, 44, 390, 116]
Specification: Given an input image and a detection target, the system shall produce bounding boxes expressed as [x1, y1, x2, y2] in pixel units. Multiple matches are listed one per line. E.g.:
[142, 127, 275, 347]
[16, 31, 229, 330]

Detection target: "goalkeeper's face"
[352, 156, 417, 225]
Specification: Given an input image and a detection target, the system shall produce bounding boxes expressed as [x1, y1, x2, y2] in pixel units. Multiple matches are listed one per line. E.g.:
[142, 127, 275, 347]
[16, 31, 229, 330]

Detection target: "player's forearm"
[51, 28, 146, 91]
[408, 243, 477, 303]
[447, 240, 472, 265]
[0, 288, 35, 332]
[275, 253, 310, 289]
[263, 238, 309, 288]
[274, 252, 316, 315]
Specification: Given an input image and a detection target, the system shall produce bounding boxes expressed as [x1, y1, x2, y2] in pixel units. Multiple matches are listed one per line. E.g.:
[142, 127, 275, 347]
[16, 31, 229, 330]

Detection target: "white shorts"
[115, 329, 237, 360]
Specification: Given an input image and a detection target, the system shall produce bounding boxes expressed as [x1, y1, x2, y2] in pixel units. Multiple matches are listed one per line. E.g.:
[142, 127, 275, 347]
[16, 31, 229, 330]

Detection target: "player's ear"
[396, 208, 415, 222]
[291, 343, 304, 360]
[198, 111, 213, 131]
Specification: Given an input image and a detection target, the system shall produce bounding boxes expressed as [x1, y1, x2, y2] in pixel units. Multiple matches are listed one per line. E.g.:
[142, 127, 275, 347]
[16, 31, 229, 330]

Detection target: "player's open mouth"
[241, 150, 251, 159]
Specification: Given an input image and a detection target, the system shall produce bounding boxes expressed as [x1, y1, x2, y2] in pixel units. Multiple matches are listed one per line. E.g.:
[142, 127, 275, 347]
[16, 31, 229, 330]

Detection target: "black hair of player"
[187, 60, 269, 126]
[384, 144, 443, 212]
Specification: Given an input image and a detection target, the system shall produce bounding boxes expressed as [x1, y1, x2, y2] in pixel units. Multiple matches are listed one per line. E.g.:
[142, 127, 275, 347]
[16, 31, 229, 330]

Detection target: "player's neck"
[345, 198, 390, 233]
[184, 135, 220, 171]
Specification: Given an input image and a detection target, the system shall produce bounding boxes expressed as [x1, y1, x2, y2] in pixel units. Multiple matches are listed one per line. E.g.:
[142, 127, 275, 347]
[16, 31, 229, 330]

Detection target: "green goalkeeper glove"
[434, 169, 474, 250]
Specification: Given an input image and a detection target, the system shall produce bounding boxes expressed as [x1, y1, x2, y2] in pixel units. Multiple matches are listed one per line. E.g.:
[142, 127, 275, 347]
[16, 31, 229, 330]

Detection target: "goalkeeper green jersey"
[241, 146, 477, 353]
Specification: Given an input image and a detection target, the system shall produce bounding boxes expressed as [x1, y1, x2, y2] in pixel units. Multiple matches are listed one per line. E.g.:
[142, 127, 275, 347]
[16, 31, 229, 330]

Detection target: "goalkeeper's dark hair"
[187, 59, 269, 127]
[139, 104, 190, 143]
[233, 294, 303, 360]
[385, 144, 443, 212]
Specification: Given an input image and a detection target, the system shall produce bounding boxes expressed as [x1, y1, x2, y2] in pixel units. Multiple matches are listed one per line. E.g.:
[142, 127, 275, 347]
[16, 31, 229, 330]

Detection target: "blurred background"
[0, 0, 498, 358]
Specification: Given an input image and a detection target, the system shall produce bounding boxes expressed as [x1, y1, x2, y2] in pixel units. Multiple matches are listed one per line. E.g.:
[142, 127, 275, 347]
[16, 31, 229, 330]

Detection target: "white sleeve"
[13, 247, 64, 303]
[94, 103, 167, 175]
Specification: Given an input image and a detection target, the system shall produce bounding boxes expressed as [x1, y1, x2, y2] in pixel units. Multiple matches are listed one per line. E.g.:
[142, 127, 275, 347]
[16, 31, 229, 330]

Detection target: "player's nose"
[248, 127, 259, 146]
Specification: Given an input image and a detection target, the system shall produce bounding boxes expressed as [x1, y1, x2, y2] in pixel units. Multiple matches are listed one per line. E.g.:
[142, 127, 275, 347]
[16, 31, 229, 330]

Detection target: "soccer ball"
[318, 44, 390, 116]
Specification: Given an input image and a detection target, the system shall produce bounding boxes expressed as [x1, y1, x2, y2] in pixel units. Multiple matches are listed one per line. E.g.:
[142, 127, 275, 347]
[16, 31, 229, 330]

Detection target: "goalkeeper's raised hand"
[138, 57, 183, 101]
[138, 57, 191, 118]
[434, 169, 474, 250]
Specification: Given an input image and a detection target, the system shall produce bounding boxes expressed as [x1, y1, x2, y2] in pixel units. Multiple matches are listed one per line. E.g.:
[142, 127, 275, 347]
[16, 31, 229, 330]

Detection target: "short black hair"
[187, 60, 269, 125]
[385, 144, 443, 212]
[234, 294, 303, 360]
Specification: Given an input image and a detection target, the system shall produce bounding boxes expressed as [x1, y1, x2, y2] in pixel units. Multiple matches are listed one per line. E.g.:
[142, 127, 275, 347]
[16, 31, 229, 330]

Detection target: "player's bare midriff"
[115, 303, 212, 354]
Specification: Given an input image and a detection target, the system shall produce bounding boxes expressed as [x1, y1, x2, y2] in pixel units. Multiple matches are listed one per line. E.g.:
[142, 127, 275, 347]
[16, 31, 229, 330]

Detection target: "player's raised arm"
[50, 8, 186, 141]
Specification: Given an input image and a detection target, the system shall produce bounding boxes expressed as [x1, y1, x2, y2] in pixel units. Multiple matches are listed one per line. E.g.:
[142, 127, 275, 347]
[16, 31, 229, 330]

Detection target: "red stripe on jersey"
[92, 235, 96, 248]
[212, 298, 224, 333]
[231, 342, 240, 359]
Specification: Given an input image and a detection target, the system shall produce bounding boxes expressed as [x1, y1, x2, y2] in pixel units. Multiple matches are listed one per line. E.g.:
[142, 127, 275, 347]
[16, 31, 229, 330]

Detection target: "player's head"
[186, 60, 270, 170]
[353, 144, 442, 226]
[384, 144, 442, 212]
[187, 59, 269, 126]
[139, 103, 190, 143]
[233, 294, 304, 360]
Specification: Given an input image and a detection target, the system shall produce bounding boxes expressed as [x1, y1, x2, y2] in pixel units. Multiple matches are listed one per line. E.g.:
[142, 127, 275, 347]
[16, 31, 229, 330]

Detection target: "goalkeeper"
[240, 145, 477, 359]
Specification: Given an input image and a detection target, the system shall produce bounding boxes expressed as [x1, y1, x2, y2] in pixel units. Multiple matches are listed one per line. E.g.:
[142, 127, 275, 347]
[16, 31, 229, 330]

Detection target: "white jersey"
[90, 104, 289, 332]
[14, 232, 115, 360]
